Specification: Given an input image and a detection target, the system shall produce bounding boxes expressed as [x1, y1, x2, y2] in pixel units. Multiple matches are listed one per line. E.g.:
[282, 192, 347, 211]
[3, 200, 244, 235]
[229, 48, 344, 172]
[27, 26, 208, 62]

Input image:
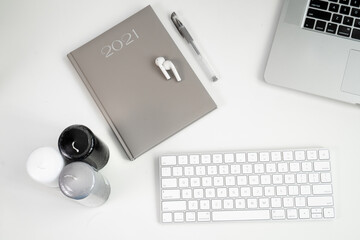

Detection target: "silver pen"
[171, 12, 219, 82]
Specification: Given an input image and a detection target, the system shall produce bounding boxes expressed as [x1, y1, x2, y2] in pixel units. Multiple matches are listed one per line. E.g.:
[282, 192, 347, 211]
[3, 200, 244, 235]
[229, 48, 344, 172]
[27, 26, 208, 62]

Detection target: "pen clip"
[171, 12, 183, 36]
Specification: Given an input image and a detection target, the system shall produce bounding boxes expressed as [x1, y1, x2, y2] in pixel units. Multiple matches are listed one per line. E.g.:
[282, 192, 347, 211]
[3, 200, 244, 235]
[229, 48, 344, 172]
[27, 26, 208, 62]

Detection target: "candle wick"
[72, 141, 79, 153]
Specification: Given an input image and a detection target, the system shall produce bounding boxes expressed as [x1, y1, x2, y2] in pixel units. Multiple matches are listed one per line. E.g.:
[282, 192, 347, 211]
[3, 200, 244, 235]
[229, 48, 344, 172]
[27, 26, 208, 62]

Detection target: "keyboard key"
[301, 162, 313, 172]
[212, 210, 271, 221]
[338, 25, 352, 36]
[340, 5, 351, 15]
[212, 154, 222, 163]
[343, 16, 354, 26]
[321, 172, 332, 182]
[224, 154, 234, 163]
[283, 197, 294, 207]
[194, 189, 204, 198]
[283, 151, 294, 161]
[162, 167, 171, 177]
[340, 0, 350, 4]
[162, 201, 187, 211]
[259, 198, 270, 208]
[188, 200, 198, 210]
[249, 175, 260, 185]
[162, 190, 181, 199]
[308, 196, 334, 207]
[184, 166, 194, 176]
[178, 155, 188, 164]
[332, 13, 343, 23]
[351, 28, 360, 39]
[195, 166, 205, 175]
[162, 213, 172, 222]
[202, 177, 212, 187]
[185, 212, 196, 222]
[254, 164, 265, 173]
[314, 161, 331, 171]
[248, 152, 258, 162]
[235, 153, 246, 162]
[295, 151, 306, 161]
[299, 209, 310, 219]
[266, 163, 276, 173]
[285, 174, 296, 184]
[351, 8, 360, 17]
[309, 173, 320, 183]
[310, 0, 329, 10]
[312, 212, 323, 219]
[306, 150, 318, 160]
[300, 185, 311, 195]
[243, 164, 253, 173]
[199, 200, 210, 209]
[205, 188, 216, 198]
[271, 198, 282, 208]
[351, 0, 360, 7]
[207, 165, 217, 175]
[228, 187, 239, 197]
[230, 164, 241, 174]
[355, 19, 360, 28]
[295, 197, 306, 207]
[173, 167, 183, 176]
[289, 185, 299, 195]
[319, 149, 330, 159]
[162, 178, 177, 188]
[261, 175, 271, 184]
[224, 199, 234, 209]
[272, 209, 286, 220]
[271, 152, 282, 161]
[179, 178, 189, 187]
[287, 209, 298, 219]
[182, 189, 192, 199]
[259, 152, 270, 162]
[326, 23, 338, 34]
[174, 212, 184, 222]
[324, 208, 335, 218]
[198, 212, 211, 221]
[201, 154, 211, 164]
[219, 165, 229, 174]
[313, 184, 333, 194]
[191, 178, 201, 187]
[307, 8, 332, 21]
[329, 3, 340, 12]
[211, 199, 221, 209]
[161, 156, 176, 165]
[190, 155, 200, 164]
[235, 199, 246, 209]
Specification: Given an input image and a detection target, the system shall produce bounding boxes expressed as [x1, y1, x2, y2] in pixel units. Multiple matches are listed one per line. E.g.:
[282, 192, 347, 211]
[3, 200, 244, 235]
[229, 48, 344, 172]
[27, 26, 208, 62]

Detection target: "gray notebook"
[68, 6, 217, 160]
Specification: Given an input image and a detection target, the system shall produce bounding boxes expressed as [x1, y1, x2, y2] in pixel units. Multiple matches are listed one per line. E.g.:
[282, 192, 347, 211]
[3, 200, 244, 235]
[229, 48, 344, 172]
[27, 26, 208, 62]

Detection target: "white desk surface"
[1, 0, 360, 239]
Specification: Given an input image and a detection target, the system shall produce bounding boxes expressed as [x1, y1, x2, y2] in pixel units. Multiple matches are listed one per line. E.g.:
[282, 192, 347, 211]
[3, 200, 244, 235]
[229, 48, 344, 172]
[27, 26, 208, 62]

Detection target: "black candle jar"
[58, 125, 109, 170]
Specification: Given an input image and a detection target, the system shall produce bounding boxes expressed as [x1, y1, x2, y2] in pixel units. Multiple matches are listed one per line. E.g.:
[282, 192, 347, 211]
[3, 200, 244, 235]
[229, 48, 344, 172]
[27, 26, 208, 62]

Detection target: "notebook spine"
[67, 53, 135, 160]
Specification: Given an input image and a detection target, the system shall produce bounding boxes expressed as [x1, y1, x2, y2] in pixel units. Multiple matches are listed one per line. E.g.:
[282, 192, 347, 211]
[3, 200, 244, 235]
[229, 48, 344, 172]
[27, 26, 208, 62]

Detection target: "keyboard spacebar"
[212, 210, 271, 221]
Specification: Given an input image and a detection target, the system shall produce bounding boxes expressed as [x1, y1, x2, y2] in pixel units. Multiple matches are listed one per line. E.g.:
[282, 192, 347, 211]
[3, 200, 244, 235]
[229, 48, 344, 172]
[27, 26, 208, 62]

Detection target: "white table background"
[1, 0, 360, 239]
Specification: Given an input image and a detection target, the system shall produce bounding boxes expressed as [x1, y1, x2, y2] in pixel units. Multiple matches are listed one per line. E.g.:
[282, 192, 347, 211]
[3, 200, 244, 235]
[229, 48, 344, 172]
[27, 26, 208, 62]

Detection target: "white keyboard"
[159, 148, 335, 223]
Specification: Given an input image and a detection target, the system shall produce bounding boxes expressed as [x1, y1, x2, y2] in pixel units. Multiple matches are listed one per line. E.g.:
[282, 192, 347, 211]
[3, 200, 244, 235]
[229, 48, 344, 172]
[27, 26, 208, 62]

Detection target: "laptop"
[265, 0, 360, 105]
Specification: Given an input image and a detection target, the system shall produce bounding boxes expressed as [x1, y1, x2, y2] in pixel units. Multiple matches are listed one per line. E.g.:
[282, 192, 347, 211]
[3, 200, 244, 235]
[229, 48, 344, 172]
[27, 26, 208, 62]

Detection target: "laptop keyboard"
[304, 0, 360, 41]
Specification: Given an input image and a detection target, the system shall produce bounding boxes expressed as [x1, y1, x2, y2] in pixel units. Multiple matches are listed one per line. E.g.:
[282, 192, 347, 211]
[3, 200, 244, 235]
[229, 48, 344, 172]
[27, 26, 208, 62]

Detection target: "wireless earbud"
[155, 57, 181, 82]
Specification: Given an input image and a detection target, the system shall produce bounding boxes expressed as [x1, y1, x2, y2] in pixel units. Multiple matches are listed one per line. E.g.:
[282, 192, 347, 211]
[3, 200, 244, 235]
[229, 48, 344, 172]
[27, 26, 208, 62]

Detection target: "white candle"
[26, 147, 65, 187]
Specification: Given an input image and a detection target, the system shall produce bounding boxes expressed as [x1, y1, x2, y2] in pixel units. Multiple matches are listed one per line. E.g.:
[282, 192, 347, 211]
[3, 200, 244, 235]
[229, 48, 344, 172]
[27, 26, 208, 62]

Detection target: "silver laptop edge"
[265, 0, 360, 105]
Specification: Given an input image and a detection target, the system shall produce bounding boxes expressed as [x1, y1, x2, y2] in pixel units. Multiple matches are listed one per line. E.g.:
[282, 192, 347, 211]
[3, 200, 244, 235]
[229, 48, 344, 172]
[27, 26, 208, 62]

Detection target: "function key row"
[160, 149, 330, 166]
